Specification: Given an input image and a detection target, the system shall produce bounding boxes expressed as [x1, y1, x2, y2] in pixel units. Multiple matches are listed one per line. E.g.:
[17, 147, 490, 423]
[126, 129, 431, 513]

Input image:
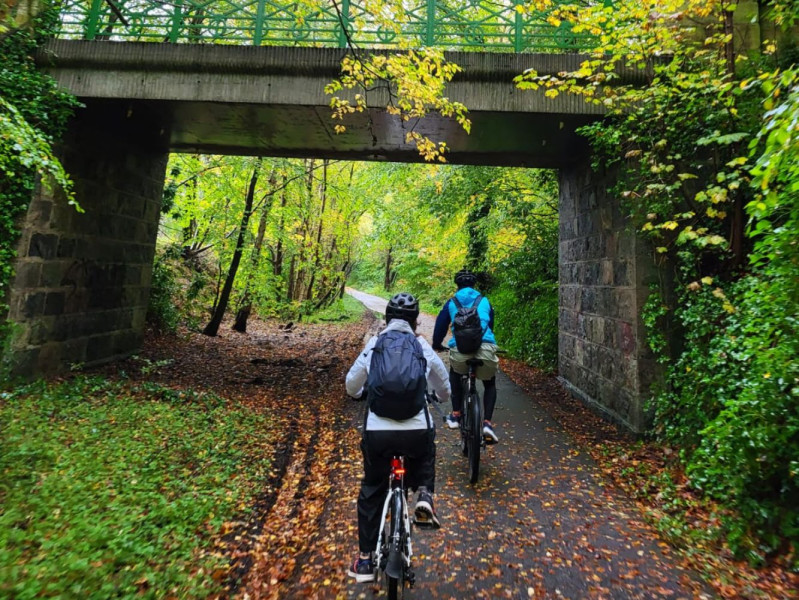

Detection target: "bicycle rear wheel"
[460, 398, 469, 457]
[467, 391, 482, 484]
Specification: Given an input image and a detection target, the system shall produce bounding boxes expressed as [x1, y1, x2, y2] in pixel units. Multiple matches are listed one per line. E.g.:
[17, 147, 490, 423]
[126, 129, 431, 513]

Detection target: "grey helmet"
[386, 292, 420, 324]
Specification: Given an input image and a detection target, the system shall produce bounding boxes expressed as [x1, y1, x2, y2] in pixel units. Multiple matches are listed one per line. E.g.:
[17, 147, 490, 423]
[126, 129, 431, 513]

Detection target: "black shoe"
[414, 489, 441, 529]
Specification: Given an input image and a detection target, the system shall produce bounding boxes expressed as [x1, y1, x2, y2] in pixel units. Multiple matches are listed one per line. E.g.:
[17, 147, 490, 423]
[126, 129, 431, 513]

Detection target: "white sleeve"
[418, 337, 451, 403]
[346, 336, 377, 398]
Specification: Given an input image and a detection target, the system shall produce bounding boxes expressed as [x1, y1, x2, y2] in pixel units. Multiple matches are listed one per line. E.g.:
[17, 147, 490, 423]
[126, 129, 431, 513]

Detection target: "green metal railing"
[55, 0, 598, 52]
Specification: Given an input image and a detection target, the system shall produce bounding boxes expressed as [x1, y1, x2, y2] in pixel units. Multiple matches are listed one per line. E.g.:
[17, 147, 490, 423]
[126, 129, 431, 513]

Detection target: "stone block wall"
[5, 101, 169, 377]
[558, 161, 659, 433]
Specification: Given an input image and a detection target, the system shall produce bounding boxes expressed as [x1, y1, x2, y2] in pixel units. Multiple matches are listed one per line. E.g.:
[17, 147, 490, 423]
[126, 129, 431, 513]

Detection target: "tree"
[233, 170, 277, 332]
[203, 158, 263, 336]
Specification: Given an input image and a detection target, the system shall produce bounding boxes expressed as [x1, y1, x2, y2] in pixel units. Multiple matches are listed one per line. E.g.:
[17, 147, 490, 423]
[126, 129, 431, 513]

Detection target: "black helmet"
[454, 269, 477, 288]
[386, 292, 420, 324]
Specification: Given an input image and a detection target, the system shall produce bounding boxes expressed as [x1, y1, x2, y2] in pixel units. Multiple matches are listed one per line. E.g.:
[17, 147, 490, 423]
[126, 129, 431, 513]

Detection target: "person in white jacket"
[345, 292, 451, 583]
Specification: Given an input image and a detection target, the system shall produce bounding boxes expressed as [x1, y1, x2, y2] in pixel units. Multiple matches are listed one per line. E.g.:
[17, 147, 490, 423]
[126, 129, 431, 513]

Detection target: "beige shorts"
[449, 343, 499, 380]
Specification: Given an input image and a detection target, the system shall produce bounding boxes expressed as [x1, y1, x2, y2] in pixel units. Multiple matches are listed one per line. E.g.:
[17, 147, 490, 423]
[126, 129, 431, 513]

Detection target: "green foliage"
[524, 0, 799, 562]
[147, 246, 213, 332]
[146, 251, 182, 332]
[649, 274, 799, 562]
[0, 6, 78, 349]
[161, 156, 360, 327]
[0, 376, 272, 598]
[490, 222, 559, 371]
[348, 162, 560, 369]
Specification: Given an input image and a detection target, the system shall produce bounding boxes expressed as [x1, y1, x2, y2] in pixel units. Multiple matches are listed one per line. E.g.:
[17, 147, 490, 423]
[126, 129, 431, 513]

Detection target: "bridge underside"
[113, 98, 593, 167]
[7, 41, 657, 432]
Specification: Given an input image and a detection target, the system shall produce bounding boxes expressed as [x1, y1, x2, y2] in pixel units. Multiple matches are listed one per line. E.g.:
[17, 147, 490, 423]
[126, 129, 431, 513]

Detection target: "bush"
[488, 221, 559, 371]
[146, 253, 181, 332]
[491, 282, 558, 372]
[651, 274, 799, 563]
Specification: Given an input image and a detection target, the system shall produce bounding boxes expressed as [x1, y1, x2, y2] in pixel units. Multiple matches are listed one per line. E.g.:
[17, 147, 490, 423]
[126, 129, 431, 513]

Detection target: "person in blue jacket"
[432, 269, 500, 444]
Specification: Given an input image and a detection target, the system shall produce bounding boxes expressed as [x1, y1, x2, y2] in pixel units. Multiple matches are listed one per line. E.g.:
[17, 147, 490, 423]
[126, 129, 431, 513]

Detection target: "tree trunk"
[203, 160, 261, 336]
[272, 177, 288, 277]
[384, 247, 395, 291]
[233, 170, 277, 332]
[287, 255, 297, 301]
[306, 160, 328, 300]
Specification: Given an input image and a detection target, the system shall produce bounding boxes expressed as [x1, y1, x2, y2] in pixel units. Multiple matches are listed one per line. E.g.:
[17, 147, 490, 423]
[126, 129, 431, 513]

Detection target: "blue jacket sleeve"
[432, 301, 451, 348]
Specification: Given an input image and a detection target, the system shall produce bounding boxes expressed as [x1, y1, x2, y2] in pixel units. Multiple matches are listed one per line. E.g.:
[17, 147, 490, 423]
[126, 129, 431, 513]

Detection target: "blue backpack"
[367, 330, 428, 420]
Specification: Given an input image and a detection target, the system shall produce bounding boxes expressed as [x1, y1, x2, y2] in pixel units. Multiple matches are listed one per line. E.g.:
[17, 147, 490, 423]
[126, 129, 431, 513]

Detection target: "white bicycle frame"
[374, 484, 413, 568]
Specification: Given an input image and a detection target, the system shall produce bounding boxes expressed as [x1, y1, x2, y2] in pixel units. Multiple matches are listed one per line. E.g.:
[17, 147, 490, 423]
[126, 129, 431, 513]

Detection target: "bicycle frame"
[374, 456, 414, 596]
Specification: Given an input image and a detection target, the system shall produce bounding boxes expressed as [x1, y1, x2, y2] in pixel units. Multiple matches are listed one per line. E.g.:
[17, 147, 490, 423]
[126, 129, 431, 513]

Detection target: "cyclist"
[345, 292, 451, 583]
[432, 269, 500, 444]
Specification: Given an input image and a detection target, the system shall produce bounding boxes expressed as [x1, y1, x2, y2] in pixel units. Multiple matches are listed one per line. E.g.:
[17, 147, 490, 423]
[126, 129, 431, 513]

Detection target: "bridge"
[7, 0, 686, 432]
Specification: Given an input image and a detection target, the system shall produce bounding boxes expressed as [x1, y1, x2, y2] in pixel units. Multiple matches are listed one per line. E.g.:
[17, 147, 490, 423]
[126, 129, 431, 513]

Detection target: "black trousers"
[450, 368, 497, 421]
[357, 426, 436, 553]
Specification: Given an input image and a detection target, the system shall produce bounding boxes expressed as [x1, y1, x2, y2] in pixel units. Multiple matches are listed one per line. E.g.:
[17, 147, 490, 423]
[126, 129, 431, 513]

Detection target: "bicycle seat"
[466, 358, 484, 367]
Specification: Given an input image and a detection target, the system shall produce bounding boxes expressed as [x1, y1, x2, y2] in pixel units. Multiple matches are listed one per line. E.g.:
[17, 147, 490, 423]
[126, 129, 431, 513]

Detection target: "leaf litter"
[99, 312, 797, 600]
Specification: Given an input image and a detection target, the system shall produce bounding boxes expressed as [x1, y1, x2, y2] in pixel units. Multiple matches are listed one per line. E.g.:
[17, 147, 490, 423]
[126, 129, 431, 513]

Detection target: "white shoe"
[482, 422, 499, 444]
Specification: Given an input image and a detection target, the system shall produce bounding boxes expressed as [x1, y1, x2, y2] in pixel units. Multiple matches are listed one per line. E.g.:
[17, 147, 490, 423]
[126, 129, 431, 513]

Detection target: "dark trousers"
[450, 368, 497, 421]
[358, 427, 436, 553]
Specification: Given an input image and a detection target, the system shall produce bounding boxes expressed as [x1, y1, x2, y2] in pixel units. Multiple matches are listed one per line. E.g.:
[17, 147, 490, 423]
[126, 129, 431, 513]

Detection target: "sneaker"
[414, 488, 441, 529]
[347, 554, 375, 583]
[444, 412, 461, 429]
[482, 421, 499, 444]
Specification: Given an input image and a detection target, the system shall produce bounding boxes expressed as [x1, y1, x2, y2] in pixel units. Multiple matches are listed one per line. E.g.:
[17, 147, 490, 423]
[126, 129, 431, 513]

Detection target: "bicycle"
[459, 357, 485, 484]
[374, 454, 415, 600]
[369, 393, 441, 598]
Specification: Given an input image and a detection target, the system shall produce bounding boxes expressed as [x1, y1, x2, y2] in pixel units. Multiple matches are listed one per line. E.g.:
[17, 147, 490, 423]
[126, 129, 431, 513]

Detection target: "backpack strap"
[451, 295, 463, 310]
[471, 294, 483, 309]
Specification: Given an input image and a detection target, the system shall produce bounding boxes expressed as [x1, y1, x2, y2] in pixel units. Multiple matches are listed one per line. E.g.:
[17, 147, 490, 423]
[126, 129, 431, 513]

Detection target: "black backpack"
[366, 330, 428, 420]
[451, 294, 485, 354]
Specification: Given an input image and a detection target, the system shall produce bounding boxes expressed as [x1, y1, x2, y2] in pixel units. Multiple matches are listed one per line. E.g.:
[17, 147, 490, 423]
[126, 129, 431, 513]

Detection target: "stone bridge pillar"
[558, 160, 659, 433]
[5, 101, 169, 377]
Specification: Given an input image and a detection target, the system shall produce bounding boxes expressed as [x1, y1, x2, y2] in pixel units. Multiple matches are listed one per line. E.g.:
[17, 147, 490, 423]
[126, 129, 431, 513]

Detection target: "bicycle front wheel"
[467, 391, 482, 484]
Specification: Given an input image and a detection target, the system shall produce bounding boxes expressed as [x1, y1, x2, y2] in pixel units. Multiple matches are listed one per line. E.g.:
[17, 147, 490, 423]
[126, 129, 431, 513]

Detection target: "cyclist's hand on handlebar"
[432, 344, 446, 352]
[426, 391, 442, 403]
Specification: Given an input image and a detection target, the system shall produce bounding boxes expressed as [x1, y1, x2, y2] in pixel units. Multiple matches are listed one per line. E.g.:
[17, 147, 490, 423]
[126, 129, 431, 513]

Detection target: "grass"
[305, 294, 370, 323]
[0, 377, 272, 599]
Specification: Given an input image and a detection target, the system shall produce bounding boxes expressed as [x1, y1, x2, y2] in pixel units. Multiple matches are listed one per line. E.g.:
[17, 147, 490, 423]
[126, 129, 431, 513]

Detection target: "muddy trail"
[112, 293, 749, 600]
